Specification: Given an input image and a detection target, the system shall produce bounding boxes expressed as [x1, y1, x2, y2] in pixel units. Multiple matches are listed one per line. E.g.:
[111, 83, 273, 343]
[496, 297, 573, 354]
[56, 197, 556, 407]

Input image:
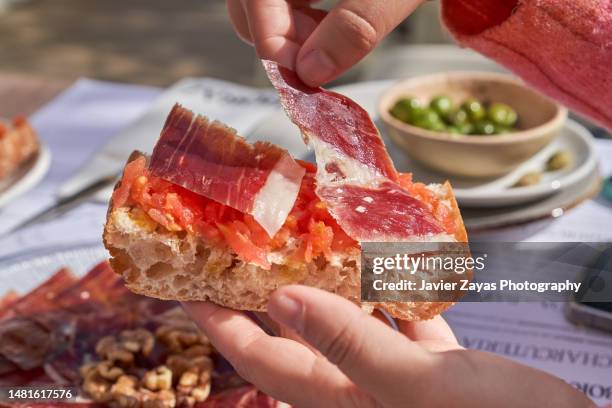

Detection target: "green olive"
[455, 123, 474, 135]
[473, 120, 496, 135]
[488, 103, 518, 127]
[513, 171, 542, 187]
[413, 109, 444, 131]
[390, 98, 416, 122]
[449, 109, 469, 126]
[390, 105, 409, 122]
[494, 125, 512, 134]
[461, 99, 486, 122]
[423, 109, 442, 123]
[415, 118, 446, 132]
[407, 105, 429, 124]
[546, 150, 572, 171]
[447, 126, 462, 134]
[430, 95, 453, 118]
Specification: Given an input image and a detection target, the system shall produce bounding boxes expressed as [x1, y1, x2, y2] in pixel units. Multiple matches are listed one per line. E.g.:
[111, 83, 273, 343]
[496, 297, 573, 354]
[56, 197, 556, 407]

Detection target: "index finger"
[242, 0, 324, 69]
[296, 0, 422, 86]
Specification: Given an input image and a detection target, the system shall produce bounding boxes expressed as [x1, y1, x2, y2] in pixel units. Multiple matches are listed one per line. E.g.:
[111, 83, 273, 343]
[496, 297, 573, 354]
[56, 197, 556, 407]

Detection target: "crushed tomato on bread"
[111, 156, 465, 270]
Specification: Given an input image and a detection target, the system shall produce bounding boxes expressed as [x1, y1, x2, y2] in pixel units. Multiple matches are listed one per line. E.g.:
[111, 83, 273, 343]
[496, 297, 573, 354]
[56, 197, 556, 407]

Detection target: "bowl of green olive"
[379, 72, 567, 178]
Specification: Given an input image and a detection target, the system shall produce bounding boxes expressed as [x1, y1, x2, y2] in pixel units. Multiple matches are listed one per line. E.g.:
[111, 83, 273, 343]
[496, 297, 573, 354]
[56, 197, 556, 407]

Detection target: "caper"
[461, 99, 486, 122]
[488, 103, 518, 127]
[473, 120, 496, 135]
[513, 171, 542, 187]
[430, 95, 453, 118]
[546, 150, 572, 171]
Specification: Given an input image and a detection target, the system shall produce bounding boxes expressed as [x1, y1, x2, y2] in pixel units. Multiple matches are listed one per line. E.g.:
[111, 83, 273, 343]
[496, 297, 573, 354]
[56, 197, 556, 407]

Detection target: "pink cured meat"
[263, 61, 445, 241]
[262, 61, 398, 182]
[150, 104, 305, 237]
[318, 183, 445, 239]
[195, 385, 280, 407]
[0, 268, 76, 321]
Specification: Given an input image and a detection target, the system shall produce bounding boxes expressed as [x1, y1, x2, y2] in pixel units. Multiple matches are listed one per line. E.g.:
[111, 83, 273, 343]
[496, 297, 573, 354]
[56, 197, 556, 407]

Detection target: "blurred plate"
[461, 166, 601, 231]
[0, 144, 51, 208]
[442, 120, 597, 207]
[0, 244, 105, 296]
[247, 80, 602, 229]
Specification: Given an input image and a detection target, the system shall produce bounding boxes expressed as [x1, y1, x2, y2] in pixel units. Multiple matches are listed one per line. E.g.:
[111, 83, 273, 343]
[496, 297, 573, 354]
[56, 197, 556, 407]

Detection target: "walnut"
[155, 325, 209, 354]
[95, 335, 134, 366]
[166, 355, 212, 380]
[143, 366, 173, 391]
[141, 389, 176, 408]
[82, 369, 111, 402]
[197, 368, 212, 386]
[165, 355, 190, 379]
[95, 336, 117, 357]
[174, 363, 212, 406]
[176, 394, 195, 408]
[190, 382, 211, 403]
[79, 361, 97, 378]
[176, 371, 211, 407]
[110, 375, 140, 408]
[178, 371, 198, 388]
[97, 361, 124, 381]
[119, 328, 154, 356]
[81, 361, 126, 401]
[192, 356, 213, 374]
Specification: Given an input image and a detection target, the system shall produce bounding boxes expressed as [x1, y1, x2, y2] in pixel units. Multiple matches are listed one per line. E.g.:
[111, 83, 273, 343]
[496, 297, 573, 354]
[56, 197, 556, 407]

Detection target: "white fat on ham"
[251, 154, 305, 237]
[310, 136, 385, 186]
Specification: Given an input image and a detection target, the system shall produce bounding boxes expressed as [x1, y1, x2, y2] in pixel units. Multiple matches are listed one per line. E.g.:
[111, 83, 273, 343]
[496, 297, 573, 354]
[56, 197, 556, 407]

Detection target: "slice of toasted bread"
[104, 153, 466, 321]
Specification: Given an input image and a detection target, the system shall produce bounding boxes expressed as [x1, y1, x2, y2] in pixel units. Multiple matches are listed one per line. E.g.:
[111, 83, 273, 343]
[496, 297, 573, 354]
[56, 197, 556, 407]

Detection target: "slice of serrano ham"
[262, 61, 449, 242]
[0, 268, 76, 321]
[150, 104, 305, 238]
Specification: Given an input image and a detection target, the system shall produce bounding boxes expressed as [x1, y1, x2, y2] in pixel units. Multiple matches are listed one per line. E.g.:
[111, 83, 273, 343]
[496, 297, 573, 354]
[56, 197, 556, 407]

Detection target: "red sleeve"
[441, 0, 612, 129]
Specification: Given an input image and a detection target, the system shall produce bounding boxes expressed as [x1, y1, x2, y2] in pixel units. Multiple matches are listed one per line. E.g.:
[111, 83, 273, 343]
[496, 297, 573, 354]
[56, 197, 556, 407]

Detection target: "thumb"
[267, 285, 433, 397]
[295, 0, 423, 87]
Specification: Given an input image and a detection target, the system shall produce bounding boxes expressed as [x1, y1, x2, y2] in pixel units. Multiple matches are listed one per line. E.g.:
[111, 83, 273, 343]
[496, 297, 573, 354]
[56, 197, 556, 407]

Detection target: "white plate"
[0, 144, 51, 208]
[246, 80, 598, 208]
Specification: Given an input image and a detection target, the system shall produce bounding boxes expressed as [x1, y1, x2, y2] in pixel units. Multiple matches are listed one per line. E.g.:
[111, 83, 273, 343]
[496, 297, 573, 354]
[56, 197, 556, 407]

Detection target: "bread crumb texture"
[104, 207, 454, 321]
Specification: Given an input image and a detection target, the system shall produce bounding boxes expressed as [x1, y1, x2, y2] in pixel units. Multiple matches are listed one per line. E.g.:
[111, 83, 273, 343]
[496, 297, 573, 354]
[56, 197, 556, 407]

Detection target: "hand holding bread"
[184, 285, 593, 408]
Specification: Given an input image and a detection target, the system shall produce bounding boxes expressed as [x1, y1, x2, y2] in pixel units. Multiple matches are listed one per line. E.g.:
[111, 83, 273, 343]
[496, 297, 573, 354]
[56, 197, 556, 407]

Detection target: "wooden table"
[0, 75, 70, 118]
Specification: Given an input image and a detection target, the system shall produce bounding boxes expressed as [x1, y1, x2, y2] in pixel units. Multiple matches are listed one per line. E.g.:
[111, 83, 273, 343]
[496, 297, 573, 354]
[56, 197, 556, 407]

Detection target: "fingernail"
[297, 49, 336, 87]
[268, 294, 304, 334]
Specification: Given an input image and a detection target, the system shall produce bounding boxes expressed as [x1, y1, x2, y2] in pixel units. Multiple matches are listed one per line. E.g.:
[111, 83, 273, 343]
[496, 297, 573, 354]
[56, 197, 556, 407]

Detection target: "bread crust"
[103, 153, 466, 321]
